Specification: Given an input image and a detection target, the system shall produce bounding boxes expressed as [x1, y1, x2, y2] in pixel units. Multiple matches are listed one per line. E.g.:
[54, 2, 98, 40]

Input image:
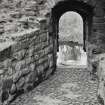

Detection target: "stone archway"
[49, 0, 93, 70]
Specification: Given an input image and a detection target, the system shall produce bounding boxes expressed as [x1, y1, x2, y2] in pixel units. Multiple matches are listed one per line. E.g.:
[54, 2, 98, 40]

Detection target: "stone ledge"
[0, 41, 15, 52]
[4, 28, 40, 42]
[0, 41, 16, 62]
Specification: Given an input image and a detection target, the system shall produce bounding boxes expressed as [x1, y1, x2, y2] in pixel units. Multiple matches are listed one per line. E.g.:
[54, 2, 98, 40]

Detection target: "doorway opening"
[57, 11, 87, 68]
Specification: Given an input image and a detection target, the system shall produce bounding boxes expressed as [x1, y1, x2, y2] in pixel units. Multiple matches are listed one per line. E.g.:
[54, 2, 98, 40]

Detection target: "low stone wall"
[0, 17, 55, 104]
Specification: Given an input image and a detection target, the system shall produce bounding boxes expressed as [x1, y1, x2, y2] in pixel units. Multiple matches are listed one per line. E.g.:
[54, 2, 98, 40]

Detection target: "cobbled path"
[11, 66, 101, 105]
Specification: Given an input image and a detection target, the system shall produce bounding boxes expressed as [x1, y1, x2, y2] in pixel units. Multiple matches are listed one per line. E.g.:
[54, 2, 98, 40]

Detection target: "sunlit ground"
[57, 45, 87, 68]
[57, 11, 87, 68]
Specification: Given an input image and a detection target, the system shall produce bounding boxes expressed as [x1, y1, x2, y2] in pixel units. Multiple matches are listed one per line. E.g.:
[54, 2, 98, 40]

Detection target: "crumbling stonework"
[0, 17, 55, 104]
[0, 0, 105, 105]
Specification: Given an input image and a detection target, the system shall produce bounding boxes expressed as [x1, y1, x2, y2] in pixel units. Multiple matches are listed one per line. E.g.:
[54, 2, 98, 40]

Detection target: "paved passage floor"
[11, 67, 100, 105]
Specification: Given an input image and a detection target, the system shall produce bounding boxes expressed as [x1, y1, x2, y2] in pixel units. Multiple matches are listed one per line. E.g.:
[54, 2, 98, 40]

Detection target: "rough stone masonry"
[0, 0, 105, 105]
[0, 17, 56, 104]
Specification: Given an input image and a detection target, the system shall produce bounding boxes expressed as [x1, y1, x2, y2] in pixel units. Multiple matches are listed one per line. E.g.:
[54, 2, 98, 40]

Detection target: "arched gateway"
[48, 0, 93, 71]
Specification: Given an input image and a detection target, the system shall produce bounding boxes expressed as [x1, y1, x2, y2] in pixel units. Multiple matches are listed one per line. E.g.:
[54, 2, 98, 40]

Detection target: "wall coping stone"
[4, 28, 40, 41]
[0, 41, 16, 52]
[36, 17, 47, 22]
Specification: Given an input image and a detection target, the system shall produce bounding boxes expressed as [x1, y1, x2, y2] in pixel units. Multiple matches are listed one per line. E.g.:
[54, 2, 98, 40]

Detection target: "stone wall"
[0, 17, 55, 104]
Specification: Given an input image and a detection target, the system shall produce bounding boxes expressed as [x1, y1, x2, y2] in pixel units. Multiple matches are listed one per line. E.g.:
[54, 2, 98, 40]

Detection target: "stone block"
[49, 44, 53, 52]
[16, 77, 25, 90]
[25, 57, 34, 65]
[44, 47, 49, 55]
[36, 17, 48, 31]
[93, 17, 105, 23]
[29, 63, 36, 71]
[31, 35, 40, 45]
[34, 43, 42, 51]
[42, 41, 49, 48]
[43, 61, 49, 71]
[48, 54, 53, 68]
[34, 40, 49, 51]
[39, 9, 50, 17]
[25, 71, 38, 84]
[28, 47, 34, 57]
[38, 56, 48, 64]
[37, 17, 47, 24]
[8, 28, 39, 42]
[49, 36, 53, 44]
[12, 40, 29, 52]
[44, 45, 53, 55]
[35, 49, 45, 60]
[45, 68, 53, 79]
[0, 44, 13, 62]
[3, 59, 11, 68]
[24, 11, 36, 16]
[0, 69, 4, 75]
[8, 67, 13, 76]
[23, 83, 34, 93]
[13, 49, 26, 60]
[21, 68, 31, 77]
[36, 65, 44, 75]
[13, 71, 22, 83]
[0, 61, 4, 68]
[40, 33, 47, 42]
[10, 84, 17, 95]
[10, 11, 22, 18]
[15, 60, 25, 71]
